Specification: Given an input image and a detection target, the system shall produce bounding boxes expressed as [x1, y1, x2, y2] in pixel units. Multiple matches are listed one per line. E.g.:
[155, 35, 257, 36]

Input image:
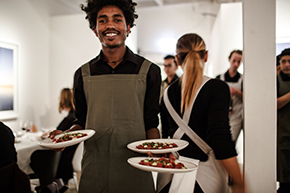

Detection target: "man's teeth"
[106, 33, 117, 37]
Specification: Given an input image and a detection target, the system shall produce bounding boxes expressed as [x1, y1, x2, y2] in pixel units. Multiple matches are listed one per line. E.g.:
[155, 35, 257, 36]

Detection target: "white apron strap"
[164, 76, 212, 155]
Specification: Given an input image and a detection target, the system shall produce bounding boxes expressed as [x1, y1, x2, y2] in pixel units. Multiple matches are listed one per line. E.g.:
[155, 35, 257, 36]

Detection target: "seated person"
[0, 121, 31, 192]
[55, 88, 78, 185]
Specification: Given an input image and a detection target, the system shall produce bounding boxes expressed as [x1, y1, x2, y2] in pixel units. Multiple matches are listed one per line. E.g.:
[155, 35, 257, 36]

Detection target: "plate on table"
[127, 157, 198, 173]
[127, 139, 189, 154]
[38, 130, 95, 149]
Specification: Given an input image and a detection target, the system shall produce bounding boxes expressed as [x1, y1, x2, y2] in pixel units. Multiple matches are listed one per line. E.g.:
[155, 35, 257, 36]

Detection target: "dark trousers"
[277, 182, 290, 193]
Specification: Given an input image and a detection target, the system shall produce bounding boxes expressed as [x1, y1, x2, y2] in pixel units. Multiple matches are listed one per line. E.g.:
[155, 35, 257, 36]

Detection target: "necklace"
[106, 57, 123, 64]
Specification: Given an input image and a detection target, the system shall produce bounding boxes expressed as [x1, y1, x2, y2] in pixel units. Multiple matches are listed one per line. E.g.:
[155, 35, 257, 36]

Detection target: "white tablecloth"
[15, 132, 47, 174]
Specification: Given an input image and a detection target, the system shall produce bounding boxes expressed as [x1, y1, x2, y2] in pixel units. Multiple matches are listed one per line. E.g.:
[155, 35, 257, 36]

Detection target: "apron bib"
[221, 74, 243, 141]
[78, 60, 155, 193]
[277, 74, 290, 182]
[158, 76, 229, 193]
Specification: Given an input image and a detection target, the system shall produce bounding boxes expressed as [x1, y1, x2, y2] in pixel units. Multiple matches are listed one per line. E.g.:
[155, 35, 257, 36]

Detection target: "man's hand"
[49, 130, 63, 139]
[48, 130, 65, 152]
[229, 87, 243, 100]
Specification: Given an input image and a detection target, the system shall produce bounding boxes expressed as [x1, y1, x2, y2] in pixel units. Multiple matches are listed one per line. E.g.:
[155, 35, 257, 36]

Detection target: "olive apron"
[220, 74, 243, 142]
[277, 73, 290, 182]
[78, 60, 155, 193]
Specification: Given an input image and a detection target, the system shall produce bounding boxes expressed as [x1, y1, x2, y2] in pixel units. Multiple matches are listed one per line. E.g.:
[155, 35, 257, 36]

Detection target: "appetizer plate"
[127, 157, 198, 173]
[38, 130, 95, 149]
[127, 139, 189, 154]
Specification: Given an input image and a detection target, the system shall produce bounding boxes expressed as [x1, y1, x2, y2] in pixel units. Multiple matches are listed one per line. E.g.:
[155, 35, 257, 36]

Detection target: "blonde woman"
[159, 33, 243, 193]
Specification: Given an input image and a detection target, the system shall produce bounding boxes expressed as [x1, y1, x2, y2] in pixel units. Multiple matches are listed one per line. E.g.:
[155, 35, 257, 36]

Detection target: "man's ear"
[126, 25, 131, 36]
[93, 28, 98, 37]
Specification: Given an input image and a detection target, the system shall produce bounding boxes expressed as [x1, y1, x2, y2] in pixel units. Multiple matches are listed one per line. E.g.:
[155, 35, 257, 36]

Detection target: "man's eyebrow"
[97, 14, 124, 19]
[97, 15, 107, 19]
[113, 14, 123, 18]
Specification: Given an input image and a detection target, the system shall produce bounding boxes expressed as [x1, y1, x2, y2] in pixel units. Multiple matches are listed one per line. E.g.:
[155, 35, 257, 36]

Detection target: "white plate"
[38, 130, 95, 149]
[127, 157, 198, 173]
[127, 139, 189, 154]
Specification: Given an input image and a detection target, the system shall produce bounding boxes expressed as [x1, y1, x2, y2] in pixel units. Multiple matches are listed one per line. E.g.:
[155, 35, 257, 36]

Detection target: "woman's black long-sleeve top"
[160, 78, 237, 161]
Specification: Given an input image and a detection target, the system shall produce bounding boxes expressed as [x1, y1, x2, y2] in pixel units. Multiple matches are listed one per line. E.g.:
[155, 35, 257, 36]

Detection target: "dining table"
[14, 131, 49, 174]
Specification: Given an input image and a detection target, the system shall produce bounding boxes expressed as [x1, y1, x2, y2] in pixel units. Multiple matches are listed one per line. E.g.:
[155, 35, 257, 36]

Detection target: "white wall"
[0, 0, 51, 131]
[276, 0, 290, 44]
[208, 2, 243, 77]
[136, 2, 219, 67]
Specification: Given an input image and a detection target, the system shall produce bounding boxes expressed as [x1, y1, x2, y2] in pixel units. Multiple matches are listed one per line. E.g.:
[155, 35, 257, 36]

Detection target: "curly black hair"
[80, 0, 138, 32]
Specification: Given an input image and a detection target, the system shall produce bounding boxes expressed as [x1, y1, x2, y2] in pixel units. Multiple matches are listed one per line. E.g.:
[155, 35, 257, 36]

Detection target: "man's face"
[94, 5, 130, 49]
[164, 58, 178, 76]
[229, 52, 242, 73]
[280, 55, 290, 76]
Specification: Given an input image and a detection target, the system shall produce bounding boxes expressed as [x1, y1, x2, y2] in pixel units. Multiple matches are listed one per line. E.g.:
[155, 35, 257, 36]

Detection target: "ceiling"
[49, 0, 241, 16]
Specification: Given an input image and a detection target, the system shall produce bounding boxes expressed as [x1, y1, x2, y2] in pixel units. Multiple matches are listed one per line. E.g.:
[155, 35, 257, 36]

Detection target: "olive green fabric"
[277, 73, 290, 182]
[78, 60, 155, 193]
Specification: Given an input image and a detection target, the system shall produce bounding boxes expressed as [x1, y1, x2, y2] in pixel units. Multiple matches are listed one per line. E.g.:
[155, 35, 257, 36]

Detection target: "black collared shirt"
[164, 74, 179, 85]
[73, 47, 161, 130]
[216, 70, 243, 92]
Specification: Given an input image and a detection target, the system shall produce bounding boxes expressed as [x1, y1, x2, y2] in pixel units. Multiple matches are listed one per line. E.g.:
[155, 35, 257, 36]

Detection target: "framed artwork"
[0, 41, 18, 120]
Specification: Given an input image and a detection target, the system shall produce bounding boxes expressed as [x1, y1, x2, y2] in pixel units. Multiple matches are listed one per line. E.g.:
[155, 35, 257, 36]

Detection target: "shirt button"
[112, 70, 115, 74]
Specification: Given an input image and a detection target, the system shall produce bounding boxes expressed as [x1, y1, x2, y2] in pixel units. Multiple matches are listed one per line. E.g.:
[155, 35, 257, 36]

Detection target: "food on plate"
[53, 132, 88, 143]
[139, 157, 187, 169]
[136, 142, 178, 150]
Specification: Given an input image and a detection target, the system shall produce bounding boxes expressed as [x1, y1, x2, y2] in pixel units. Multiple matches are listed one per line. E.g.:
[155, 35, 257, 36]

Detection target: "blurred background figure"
[277, 48, 290, 193]
[159, 55, 179, 138]
[0, 121, 31, 192]
[55, 88, 78, 186]
[160, 55, 179, 102]
[216, 50, 243, 143]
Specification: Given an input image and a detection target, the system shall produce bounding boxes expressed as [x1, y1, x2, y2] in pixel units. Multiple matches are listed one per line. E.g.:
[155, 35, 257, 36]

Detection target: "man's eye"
[98, 20, 106, 23]
[115, 19, 122, 22]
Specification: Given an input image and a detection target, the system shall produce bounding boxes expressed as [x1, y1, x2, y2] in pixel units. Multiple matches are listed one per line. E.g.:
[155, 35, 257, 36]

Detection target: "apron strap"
[164, 76, 212, 155]
[138, 59, 152, 76]
[81, 62, 91, 77]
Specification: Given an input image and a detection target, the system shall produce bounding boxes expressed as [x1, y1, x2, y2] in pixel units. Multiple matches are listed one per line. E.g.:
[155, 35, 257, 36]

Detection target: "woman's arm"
[220, 156, 244, 193]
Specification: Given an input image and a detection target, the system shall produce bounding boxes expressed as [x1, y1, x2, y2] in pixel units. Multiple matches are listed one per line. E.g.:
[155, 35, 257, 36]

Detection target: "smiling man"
[50, 0, 161, 192]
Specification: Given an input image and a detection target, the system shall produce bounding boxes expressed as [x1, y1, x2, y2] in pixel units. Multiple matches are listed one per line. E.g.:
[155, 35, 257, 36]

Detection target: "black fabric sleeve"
[206, 81, 237, 160]
[144, 64, 161, 130]
[56, 111, 76, 132]
[73, 68, 87, 128]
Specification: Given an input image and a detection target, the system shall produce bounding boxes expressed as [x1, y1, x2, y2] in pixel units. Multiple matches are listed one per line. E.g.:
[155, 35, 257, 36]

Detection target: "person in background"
[55, 88, 78, 186]
[216, 50, 243, 143]
[277, 48, 290, 193]
[160, 55, 179, 138]
[160, 55, 179, 102]
[159, 33, 243, 193]
[0, 121, 31, 192]
[49, 0, 161, 192]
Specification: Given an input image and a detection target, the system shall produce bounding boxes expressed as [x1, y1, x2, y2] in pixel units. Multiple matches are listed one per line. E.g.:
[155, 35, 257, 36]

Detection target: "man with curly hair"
[50, 0, 160, 192]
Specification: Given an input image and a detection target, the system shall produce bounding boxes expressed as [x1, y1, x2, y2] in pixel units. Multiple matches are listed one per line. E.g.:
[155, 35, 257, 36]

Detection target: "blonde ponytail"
[176, 34, 206, 113]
